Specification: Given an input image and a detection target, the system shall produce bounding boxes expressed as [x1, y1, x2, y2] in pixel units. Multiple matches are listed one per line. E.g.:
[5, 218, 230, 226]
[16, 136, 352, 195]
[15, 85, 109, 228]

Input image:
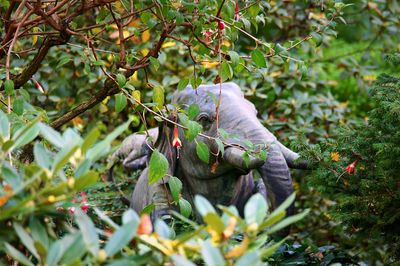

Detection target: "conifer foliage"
[303, 71, 400, 262]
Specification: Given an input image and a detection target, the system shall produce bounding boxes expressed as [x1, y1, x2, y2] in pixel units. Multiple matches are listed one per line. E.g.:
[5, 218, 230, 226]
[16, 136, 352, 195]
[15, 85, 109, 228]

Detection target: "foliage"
[1, 134, 308, 266]
[300, 72, 400, 263]
[1, 0, 400, 265]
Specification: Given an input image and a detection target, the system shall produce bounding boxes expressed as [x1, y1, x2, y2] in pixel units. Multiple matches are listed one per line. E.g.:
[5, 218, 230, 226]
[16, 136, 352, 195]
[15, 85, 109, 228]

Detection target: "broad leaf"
[169, 176, 183, 203]
[75, 209, 99, 256]
[251, 49, 266, 68]
[244, 193, 267, 225]
[105, 220, 138, 257]
[196, 141, 209, 163]
[148, 149, 169, 185]
[201, 241, 224, 266]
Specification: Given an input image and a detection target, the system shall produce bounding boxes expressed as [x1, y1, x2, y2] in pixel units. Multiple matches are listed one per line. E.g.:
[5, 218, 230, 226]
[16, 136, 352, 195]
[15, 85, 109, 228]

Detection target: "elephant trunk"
[223, 146, 264, 170]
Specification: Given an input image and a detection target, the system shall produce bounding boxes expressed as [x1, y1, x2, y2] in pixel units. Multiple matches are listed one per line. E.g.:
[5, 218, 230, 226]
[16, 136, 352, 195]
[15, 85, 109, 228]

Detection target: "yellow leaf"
[225, 237, 250, 259]
[32, 27, 39, 45]
[222, 217, 237, 239]
[131, 90, 141, 107]
[141, 48, 150, 56]
[222, 40, 231, 48]
[139, 234, 173, 255]
[162, 41, 176, 48]
[142, 29, 151, 42]
[129, 71, 138, 81]
[269, 71, 282, 78]
[201, 61, 219, 69]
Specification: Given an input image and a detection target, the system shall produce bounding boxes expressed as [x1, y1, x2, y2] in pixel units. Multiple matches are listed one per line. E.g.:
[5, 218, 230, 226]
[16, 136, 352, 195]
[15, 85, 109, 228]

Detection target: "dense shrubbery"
[301, 72, 400, 263]
[0, 115, 306, 264]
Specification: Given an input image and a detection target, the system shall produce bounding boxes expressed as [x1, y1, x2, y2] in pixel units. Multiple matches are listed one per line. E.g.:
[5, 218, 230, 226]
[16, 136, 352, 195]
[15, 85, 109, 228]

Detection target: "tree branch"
[0, 35, 70, 91]
[50, 22, 177, 130]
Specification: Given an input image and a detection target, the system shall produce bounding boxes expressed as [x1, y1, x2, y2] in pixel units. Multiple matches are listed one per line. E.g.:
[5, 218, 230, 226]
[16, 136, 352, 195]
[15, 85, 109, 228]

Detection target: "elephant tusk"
[223, 146, 265, 170]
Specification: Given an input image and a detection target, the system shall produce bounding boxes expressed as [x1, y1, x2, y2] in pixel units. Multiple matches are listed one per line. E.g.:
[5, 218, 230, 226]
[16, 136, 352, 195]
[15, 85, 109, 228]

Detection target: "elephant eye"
[197, 113, 212, 123]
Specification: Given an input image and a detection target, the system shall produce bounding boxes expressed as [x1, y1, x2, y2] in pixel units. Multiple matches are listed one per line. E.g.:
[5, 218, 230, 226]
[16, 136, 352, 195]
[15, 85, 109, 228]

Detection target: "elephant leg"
[259, 143, 294, 215]
[253, 178, 267, 200]
[130, 168, 172, 220]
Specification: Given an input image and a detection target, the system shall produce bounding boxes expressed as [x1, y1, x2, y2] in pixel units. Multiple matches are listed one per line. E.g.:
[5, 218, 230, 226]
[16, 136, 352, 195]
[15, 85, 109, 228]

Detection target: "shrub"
[302, 72, 400, 263]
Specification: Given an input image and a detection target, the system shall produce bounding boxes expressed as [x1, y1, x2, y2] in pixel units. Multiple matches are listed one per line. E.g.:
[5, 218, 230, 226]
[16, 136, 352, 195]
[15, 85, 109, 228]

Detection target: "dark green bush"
[303, 72, 400, 263]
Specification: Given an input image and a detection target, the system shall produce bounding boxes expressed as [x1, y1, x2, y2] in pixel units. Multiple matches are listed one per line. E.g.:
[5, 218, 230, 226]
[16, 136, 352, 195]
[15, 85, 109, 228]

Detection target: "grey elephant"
[109, 82, 307, 220]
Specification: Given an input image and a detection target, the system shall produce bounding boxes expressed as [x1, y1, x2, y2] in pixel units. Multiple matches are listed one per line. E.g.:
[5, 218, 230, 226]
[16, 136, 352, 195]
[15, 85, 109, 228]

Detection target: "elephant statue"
[109, 82, 307, 220]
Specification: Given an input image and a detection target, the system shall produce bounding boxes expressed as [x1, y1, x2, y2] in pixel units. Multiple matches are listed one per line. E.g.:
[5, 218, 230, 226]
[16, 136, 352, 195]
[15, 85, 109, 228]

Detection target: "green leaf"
[13, 223, 39, 259]
[94, 208, 119, 229]
[140, 203, 156, 215]
[0, 110, 9, 139]
[204, 213, 225, 234]
[194, 195, 216, 217]
[266, 209, 310, 234]
[169, 176, 183, 203]
[115, 93, 127, 113]
[201, 241, 224, 266]
[81, 127, 100, 153]
[188, 104, 200, 120]
[152, 86, 165, 110]
[75, 209, 99, 256]
[96, 7, 109, 23]
[34, 142, 52, 169]
[122, 209, 140, 225]
[259, 210, 285, 230]
[171, 254, 197, 266]
[74, 170, 99, 190]
[30, 218, 49, 250]
[196, 141, 209, 163]
[51, 145, 79, 173]
[93, 60, 106, 66]
[11, 121, 40, 150]
[311, 32, 322, 47]
[56, 56, 71, 68]
[155, 219, 173, 239]
[234, 251, 260, 266]
[228, 51, 240, 66]
[59, 233, 86, 264]
[251, 49, 266, 68]
[4, 79, 14, 95]
[116, 73, 126, 88]
[190, 76, 202, 89]
[187, 121, 202, 141]
[39, 123, 64, 148]
[215, 139, 224, 157]
[179, 198, 192, 218]
[260, 239, 285, 258]
[19, 88, 30, 101]
[220, 61, 233, 81]
[4, 243, 34, 266]
[86, 119, 131, 161]
[269, 192, 295, 217]
[46, 241, 63, 266]
[244, 193, 267, 225]
[13, 98, 24, 115]
[105, 220, 138, 257]
[148, 149, 169, 185]
[177, 78, 189, 90]
[242, 152, 250, 168]
[149, 57, 160, 71]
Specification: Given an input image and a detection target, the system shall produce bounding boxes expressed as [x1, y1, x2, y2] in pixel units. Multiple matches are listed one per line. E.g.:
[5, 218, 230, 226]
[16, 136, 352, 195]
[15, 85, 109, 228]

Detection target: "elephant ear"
[107, 128, 158, 181]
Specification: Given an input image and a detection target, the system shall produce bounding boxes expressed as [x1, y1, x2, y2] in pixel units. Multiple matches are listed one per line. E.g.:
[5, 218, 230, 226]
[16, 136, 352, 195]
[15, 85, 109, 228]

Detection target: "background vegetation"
[1, 0, 399, 265]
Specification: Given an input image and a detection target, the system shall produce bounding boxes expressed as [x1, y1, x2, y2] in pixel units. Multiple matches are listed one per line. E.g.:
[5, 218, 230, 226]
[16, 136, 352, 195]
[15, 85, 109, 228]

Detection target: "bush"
[302, 72, 400, 263]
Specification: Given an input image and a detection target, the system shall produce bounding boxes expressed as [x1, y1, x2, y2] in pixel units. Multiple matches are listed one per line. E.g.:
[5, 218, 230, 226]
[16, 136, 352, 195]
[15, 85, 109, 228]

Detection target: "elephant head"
[109, 82, 307, 219]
